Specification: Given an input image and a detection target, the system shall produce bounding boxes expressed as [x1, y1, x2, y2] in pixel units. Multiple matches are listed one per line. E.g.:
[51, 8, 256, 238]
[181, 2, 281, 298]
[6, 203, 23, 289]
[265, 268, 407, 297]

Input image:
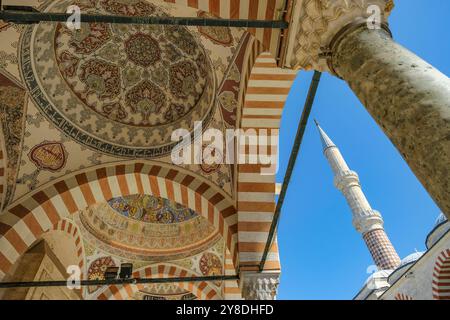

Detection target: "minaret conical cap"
[314, 120, 336, 151]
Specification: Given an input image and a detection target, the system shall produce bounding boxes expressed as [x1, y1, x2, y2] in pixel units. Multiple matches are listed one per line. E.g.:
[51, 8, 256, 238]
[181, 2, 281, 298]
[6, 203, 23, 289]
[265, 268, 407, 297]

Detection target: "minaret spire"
[314, 119, 336, 151]
[314, 121, 401, 270]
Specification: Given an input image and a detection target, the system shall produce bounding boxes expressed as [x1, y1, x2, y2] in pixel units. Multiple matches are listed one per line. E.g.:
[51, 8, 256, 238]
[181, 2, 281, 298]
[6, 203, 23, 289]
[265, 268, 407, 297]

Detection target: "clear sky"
[276, 0, 450, 300]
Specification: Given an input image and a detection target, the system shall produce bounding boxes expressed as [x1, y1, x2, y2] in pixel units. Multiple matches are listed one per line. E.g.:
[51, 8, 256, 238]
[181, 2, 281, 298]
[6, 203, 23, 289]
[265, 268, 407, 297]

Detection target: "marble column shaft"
[332, 26, 450, 216]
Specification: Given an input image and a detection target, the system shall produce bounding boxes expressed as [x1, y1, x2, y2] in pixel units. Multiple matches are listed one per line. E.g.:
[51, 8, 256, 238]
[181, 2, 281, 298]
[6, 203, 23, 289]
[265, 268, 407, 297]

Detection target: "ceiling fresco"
[0, 72, 26, 208]
[21, 0, 216, 158]
[0, 0, 281, 301]
[0, 0, 252, 205]
[75, 194, 221, 261]
[80, 225, 226, 299]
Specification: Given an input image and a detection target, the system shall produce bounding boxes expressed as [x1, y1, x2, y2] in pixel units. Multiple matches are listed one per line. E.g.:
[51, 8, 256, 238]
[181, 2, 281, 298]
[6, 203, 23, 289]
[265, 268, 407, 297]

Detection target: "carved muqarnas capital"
[287, 0, 394, 71]
[241, 272, 280, 300]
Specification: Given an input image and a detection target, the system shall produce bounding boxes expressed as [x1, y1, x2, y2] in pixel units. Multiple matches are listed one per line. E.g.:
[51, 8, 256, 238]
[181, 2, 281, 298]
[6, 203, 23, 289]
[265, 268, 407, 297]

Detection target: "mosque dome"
[426, 213, 449, 249]
[388, 251, 424, 285]
[399, 252, 424, 268]
[22, 0, 216, 158]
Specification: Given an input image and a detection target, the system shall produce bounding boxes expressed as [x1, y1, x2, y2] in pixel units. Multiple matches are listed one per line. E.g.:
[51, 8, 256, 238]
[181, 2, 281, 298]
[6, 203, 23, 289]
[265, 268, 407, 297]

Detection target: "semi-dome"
[75, 194, 220, 262]
[426, 213, 450, 249]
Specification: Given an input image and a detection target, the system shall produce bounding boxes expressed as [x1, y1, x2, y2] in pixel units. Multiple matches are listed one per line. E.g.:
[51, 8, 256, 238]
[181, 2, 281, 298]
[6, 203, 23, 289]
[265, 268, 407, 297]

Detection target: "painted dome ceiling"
[76, 194, 220, 261]
[107, 194, 198, 224]
[21, 0, 215, 158]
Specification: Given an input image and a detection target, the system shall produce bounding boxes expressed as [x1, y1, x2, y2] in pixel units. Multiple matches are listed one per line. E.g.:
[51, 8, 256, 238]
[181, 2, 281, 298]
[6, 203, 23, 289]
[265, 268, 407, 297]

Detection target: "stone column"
[240, 272, 280, 300]
[286, 0, 450, 217]
[331, 24, 450, 217]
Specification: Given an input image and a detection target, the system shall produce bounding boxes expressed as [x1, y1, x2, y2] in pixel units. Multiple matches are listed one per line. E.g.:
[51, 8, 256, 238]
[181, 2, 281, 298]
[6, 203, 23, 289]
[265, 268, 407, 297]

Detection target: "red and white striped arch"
[96, 263, 221, 300]
[432, 249, 450, 300]
[0, 161, 237, 280]
[237, 52, 296, 271]
[163, 0, 287, 57]
[394, 293, 413, 300]
[51, 219, 85, 272]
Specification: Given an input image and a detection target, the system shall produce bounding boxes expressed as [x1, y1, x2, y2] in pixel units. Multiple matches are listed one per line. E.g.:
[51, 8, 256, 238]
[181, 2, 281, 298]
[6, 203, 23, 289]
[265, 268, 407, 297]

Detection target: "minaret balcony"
[334, 170, 360, 191]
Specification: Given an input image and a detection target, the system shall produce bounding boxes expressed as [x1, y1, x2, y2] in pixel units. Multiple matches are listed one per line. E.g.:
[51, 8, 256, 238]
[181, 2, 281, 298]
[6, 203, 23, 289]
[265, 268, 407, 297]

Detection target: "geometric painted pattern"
[363, 229, 401, 270]
[0, 161, 237, 280]
[432, 249, 450, 300]
[21, 0, 216, 158]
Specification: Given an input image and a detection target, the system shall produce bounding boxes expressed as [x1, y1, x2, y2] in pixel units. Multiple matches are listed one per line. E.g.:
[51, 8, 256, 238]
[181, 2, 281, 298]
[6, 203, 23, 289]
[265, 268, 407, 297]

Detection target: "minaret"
[314, 120, 401, 270]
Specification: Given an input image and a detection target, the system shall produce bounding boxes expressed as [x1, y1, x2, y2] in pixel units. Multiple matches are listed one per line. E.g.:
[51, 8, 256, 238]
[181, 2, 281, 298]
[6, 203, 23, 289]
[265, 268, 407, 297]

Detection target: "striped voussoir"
[238, 52, 296, 271]
[51, 219, 85, 272]
[394, 292, 413, 300]
[0, 161, 238, 280]
[163, 0, 285, 56]
[224, 250, 243, 299]
[432, 249, 450, 300]
[96, 263, 221, 300]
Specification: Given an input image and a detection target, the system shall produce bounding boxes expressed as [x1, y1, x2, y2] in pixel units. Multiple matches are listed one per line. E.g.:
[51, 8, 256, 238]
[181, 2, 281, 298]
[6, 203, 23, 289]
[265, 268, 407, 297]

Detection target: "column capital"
[284, 0, 394, 71]
[240, 272, 280, 300]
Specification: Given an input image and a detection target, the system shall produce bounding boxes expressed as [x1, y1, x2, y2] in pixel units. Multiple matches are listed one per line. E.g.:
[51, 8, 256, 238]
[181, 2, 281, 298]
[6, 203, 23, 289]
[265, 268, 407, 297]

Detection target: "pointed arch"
[0, 161, 237, 280]
[50, 219, 85, 273]
[394, 292, 413, 300]
[96, 263, 221, 300]
[237, 52, 296, 271]
[432, 249, 450, 300]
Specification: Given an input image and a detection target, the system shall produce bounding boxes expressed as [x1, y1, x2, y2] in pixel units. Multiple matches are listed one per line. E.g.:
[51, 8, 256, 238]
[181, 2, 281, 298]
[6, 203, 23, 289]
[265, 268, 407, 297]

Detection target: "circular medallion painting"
[20, 0, 215, 158]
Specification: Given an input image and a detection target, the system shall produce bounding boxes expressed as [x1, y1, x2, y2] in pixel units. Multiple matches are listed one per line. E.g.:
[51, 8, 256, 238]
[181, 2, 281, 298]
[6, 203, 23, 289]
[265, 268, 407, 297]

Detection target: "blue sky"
[276, 0, 450, 300]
